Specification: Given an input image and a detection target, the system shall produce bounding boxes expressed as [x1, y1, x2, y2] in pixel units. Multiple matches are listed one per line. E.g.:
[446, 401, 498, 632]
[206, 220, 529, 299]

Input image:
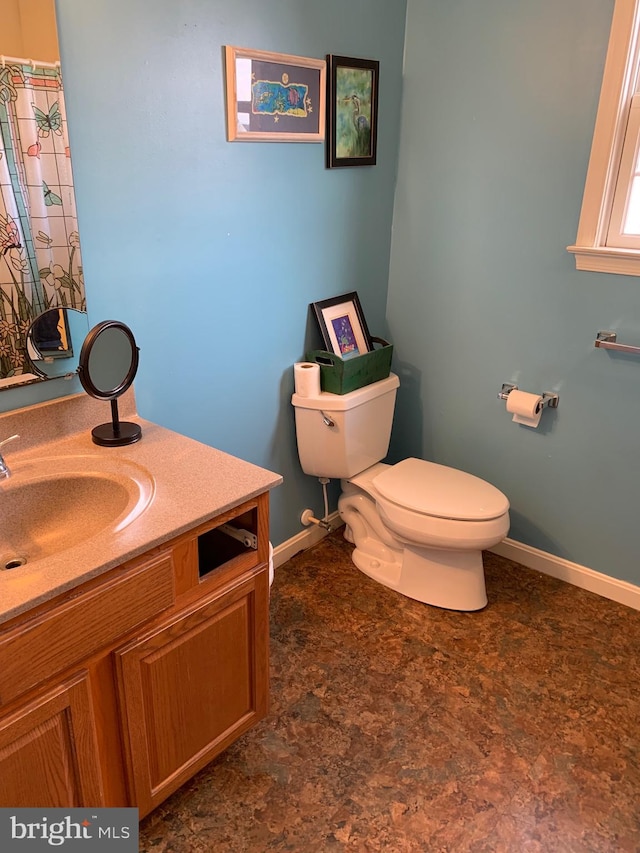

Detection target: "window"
[568, 0, 640, 275]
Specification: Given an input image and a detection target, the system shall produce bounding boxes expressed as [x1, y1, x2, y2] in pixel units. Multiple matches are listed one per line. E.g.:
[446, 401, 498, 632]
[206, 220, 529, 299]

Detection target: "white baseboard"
[273, 523, 640, 613]
[272, 512, 343, 569]
[490, 538, 640, 612]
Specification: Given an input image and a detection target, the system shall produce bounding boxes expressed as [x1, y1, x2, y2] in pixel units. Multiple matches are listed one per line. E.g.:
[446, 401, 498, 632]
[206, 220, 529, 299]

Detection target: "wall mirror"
[0, 0, 86, 390]
[78, 320, 142, 447]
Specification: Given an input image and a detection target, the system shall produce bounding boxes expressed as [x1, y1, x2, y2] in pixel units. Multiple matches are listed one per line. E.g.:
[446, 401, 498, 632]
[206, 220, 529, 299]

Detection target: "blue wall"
[388, 0, 640, 585]
[6, 0, 638, 590]
[30, 0, 405, 546]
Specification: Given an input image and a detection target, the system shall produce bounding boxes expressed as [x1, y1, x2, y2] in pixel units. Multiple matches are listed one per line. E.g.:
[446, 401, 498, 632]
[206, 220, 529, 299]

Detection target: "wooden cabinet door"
[0, 672, 104, 807]
[115, 571, 269, 817]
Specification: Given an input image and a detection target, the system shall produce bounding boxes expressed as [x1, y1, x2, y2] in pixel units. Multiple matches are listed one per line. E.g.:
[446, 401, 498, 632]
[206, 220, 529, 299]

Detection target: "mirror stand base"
[91, 421, 142, 447]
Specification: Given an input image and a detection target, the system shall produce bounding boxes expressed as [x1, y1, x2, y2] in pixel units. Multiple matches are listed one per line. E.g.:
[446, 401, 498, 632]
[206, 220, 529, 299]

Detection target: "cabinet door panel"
[0, 672, 103, 807]
[115, 572, 269, 816]
[145, 597, 252, 781]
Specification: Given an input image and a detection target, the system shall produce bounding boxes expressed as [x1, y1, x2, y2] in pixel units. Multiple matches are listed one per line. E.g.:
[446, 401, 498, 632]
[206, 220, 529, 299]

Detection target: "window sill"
[567, 244, 640, 276]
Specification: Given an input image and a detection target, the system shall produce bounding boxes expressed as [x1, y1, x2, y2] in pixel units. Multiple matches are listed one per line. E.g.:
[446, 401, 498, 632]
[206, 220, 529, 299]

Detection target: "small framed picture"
[224, 45, 326, 142]
[326, 54, 379, 167]
[311, 292, 373, 360]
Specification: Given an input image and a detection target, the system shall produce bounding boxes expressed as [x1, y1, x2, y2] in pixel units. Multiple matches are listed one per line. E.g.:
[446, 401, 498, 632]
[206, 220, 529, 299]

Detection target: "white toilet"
[292, 373, 510, 611]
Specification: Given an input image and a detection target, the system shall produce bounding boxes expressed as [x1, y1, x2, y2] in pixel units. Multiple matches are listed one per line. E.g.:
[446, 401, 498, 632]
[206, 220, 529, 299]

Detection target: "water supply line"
[320, 477, 330, 522]
[300, 477, 333, 531]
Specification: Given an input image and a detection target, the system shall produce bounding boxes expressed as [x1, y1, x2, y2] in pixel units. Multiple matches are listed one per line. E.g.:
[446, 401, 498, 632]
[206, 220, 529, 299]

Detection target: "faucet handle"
[0, 434, 18, 480]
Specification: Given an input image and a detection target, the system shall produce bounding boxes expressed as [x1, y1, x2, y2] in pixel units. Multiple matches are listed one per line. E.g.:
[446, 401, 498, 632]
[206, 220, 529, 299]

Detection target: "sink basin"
[0, 455, 155, 567]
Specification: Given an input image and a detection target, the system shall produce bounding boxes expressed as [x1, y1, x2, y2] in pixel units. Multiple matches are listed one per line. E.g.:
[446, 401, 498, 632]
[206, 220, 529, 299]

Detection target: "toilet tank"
[291, 373, 400, 479]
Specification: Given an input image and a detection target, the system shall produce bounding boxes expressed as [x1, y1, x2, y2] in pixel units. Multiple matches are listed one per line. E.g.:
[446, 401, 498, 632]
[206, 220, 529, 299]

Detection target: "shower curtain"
[0, 60, 84, 379]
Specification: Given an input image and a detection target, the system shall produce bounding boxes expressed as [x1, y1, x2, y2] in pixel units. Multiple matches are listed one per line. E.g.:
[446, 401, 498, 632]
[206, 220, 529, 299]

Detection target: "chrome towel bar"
[595, 330, 640, 355]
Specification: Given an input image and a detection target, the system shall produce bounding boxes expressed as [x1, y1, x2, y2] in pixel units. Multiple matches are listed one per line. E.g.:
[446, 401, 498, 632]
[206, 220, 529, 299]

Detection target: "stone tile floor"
[140, 531, 640, 852]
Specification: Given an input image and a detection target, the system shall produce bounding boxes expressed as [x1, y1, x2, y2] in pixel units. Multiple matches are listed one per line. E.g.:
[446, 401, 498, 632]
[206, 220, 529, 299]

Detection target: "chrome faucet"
[0, 434, 19, 480]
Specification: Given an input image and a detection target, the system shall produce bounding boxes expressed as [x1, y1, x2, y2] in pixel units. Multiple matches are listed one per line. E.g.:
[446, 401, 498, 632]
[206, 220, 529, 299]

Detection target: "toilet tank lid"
[291, 373, 400, 411]
[373, 458, 510, 521]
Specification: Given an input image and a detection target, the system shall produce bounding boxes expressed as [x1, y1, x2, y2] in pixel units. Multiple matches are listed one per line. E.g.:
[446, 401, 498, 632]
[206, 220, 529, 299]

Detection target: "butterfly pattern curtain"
[0, 61, 85, 379]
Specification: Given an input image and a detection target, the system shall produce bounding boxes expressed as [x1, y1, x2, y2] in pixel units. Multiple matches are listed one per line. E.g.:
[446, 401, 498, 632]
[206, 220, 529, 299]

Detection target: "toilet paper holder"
[498, 383, 559, 410]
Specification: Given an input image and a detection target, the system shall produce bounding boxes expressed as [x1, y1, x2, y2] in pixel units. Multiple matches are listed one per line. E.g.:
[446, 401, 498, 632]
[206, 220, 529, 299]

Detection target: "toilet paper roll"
[506, 389, 543, 428]
[294, 362, 321, 397]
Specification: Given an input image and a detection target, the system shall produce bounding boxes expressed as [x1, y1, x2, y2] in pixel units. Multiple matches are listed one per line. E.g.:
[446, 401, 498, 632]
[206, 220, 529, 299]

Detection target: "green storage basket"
[306, 337, 393, 395]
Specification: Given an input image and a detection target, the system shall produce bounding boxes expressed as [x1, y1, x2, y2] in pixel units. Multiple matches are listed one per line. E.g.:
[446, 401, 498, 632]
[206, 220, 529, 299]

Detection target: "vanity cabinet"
[0, 492, 271, 818]
[115, 571, 268, 816]
[0, 671, 103, 807]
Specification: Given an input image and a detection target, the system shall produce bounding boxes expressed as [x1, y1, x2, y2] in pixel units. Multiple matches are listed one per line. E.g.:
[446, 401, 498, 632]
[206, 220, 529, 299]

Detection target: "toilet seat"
[373, 458, 509, 521]
[346, 458, 510, 551]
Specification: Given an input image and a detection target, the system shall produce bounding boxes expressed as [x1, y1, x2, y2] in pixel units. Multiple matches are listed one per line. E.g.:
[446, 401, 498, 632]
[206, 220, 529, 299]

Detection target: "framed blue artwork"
[311, 292, 373, 360]
[225, 45, 326, 142]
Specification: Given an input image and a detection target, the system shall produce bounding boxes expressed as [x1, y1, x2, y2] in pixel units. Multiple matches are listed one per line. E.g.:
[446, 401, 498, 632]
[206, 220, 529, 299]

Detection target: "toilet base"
[348, 533, 488, 611]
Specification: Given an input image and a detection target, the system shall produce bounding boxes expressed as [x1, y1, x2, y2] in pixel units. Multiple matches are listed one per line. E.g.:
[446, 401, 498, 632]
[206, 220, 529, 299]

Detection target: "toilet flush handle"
[321, 411, 335, 428]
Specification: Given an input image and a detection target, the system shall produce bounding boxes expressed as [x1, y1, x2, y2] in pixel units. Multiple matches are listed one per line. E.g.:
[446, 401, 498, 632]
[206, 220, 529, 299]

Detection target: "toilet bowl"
[292, 372, 510, 611]
[339, 459, 510, 610]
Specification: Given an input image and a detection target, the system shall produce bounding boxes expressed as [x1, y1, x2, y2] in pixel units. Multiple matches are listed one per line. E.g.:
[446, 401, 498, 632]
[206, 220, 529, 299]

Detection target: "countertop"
[0, 389, 282, 625]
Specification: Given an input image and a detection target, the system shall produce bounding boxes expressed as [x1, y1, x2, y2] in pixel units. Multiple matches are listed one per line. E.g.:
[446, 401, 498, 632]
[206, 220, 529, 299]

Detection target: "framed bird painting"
[326, 55, 379, 168]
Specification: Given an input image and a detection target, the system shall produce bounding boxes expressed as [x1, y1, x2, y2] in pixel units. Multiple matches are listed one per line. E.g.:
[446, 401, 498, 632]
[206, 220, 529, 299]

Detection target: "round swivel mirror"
[78, 320, 142, 447]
